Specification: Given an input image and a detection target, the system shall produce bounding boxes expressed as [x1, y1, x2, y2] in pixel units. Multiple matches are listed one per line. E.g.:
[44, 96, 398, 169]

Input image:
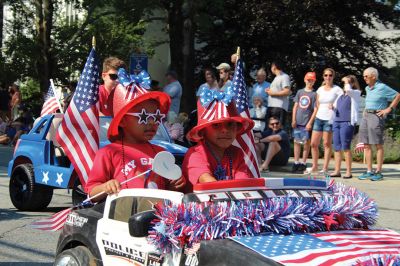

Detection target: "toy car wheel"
[72, 178, 87, 205]
[9, 163, 53, 211]
[54, 246, 97, 266]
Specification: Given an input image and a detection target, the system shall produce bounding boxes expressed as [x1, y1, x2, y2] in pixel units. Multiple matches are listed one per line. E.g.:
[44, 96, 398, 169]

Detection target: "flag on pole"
[229, 58, 260, 178]
[354, 143, 365, 154]
[231, 229, 400, 266]
[40, 85, 60, 116]
[56, 48, 100, 187]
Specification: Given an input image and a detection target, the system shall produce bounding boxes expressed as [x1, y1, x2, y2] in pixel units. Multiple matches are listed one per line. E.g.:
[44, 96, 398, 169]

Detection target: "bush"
[19, 78, 43, 117]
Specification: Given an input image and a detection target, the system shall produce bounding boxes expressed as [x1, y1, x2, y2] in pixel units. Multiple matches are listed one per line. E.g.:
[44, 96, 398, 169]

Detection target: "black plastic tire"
[54, 246, 97, 266]
[72, 178, 87, 206]
[9, 163, 53, 211]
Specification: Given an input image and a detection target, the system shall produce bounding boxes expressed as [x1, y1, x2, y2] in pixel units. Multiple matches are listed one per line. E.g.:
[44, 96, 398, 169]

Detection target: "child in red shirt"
[86, 71, 185, 200]
[182, 88, 255, 189]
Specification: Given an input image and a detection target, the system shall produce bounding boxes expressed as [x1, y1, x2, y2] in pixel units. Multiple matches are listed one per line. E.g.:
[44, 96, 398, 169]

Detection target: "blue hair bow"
[118, 68, 151, 89]
[198, 87, 235, 107]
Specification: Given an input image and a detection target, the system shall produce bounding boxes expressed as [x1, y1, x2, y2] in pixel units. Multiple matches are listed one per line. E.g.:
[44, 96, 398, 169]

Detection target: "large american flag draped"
[56, 48, 100, 187]
[229, 58, 260, 178]
[40, 85, 60, 116]
[231, 229, 400, 266]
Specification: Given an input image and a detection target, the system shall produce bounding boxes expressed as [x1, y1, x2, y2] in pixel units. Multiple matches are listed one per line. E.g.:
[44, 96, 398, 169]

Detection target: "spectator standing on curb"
[196, 68, 218, 96]
[265, 61, 291, 126]
[358, 67, 400, 181]
[255, 117, 291, 173]
[216, 63, 232, 92]
[330, 75, 362, 179]
[163, 70, 182, 116]
[291, 72, 318, 173]
[305, 68, 343, 175]
[9, 83, 22, 121]
[248, 68, 270, 108]
[99, 57, 126, 116]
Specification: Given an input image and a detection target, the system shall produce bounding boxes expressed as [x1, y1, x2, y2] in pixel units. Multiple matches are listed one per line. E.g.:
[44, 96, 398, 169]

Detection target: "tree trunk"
[163, 0, 196, 113]
[0, 0, 4, 51]
[34, 0, 53, 93]
[181, 0, 195, 113]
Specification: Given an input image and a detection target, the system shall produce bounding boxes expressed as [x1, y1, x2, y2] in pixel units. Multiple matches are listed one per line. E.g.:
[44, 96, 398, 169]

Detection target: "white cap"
[216, 63, 231, 71]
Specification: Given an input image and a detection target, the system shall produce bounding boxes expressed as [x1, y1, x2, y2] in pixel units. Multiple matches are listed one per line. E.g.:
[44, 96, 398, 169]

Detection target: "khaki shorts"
[358, 112, 385, 145]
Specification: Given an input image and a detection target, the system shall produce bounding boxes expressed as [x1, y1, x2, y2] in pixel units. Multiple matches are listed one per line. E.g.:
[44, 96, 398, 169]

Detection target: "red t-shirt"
[86, 142, 167, 194]
[99, 84, 114, 116]
[182, 141, 251, 187]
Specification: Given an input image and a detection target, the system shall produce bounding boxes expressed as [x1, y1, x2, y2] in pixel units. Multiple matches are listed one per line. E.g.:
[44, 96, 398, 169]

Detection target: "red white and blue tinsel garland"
[148, 182, 378, 254]
[354, 255, 400, 266]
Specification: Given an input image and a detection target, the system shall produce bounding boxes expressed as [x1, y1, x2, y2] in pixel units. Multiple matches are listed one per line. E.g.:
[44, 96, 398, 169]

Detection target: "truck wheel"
[9, 164, 53, 211]
[72, 178, 87, 205]
[54, 246, 97, 266]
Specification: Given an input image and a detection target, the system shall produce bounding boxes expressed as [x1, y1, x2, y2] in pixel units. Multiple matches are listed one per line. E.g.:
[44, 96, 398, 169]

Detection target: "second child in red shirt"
[86, 75, 185, 201]
[183, 88, 255, 191]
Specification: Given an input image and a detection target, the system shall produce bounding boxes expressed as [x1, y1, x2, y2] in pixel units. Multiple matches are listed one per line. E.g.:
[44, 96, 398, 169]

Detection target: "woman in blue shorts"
[305, 68, 343, 175]
[330, 75, 361, 179]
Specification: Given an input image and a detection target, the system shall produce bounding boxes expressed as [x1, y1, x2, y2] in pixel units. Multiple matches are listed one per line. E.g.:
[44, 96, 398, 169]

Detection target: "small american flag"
[354, 143, 365, 154]
[231, 229, 400, 266]
[56, 48, 100, 187]
[30, 200, 94, 231]
[229, 58, 260, 178]
[40, 85, 59, 116]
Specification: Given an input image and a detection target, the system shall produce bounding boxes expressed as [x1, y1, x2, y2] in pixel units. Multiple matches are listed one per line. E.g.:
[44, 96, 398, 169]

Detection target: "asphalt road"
[0, 146, 70, 265]
[0, 145, 399, 265]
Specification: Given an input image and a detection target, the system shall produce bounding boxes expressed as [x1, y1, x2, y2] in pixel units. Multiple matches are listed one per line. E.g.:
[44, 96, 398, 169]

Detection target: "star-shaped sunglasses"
[126, 109, 166, 125]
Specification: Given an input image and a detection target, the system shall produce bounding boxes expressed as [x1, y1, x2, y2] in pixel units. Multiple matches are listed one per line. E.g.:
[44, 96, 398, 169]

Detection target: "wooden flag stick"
[92, 36, 96, 49]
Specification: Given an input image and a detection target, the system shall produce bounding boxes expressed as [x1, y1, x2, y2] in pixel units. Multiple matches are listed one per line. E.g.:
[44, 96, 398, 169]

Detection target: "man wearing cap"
[163, 70, 183, 115]
[358, 67, 400, 181]
[216, 63, 232, 92]
[265, 61, 292, 126]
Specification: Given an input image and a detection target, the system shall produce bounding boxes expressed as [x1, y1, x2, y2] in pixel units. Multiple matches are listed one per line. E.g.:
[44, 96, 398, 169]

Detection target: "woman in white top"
[305, 68, 343, 175]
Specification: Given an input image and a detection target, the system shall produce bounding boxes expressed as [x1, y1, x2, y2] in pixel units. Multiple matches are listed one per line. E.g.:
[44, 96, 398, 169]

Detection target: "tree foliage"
[195, 0, 400, 91]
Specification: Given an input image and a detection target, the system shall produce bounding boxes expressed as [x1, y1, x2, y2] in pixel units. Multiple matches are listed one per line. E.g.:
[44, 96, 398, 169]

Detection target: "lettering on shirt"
[121, 158, 154, 176]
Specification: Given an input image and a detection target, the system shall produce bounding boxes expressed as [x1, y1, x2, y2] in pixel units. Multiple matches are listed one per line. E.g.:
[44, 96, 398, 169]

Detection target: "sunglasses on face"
[270, 122, 279, 126]
[324, 74, 333, 77]
[126, 108, 165, 125]
[104, 73, 118, 81]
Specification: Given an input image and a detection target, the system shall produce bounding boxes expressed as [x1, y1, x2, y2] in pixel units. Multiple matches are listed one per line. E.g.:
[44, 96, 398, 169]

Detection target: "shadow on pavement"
[0, 240, 54, 262]
[0, 209, 30, 221]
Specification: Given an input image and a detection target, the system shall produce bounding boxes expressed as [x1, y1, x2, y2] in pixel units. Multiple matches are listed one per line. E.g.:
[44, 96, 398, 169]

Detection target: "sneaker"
[298, 163, 307, 172]
[292, 163, 299, 173]
[370, 172, 383, 181]
[358, 171, 373, 180]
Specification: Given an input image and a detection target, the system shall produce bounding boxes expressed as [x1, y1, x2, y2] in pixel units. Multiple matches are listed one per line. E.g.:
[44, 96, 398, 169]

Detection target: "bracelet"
[389, 106, 394, 112]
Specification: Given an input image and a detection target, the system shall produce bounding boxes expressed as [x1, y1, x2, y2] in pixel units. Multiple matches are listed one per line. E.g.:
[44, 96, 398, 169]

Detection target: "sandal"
[304, 167, 317, 175]
[343, 175, 353, 179]
[329, 173, 341, 178]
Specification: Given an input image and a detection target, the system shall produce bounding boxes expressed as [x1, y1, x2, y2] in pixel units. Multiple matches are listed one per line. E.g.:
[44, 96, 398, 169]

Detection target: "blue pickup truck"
[8, 114, 187, 211]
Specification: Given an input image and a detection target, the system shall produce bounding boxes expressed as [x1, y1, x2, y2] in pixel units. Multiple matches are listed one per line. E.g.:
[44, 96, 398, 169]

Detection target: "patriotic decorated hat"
[108, 68, 171, 139]
[188, 88, 254, 142]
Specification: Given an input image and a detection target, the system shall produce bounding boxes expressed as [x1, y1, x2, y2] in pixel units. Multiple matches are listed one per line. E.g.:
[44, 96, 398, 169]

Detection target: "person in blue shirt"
[248, 68, 270, 108]
[358, 67, 400, 181]
[163, 70, 182, 115]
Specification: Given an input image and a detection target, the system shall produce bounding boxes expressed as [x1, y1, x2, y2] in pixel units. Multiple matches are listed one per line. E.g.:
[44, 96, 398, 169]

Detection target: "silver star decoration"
[42, 171, 49, 184]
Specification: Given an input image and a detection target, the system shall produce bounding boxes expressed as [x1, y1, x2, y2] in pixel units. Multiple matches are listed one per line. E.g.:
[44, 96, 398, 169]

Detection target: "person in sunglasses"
[255, 117, 290, 173]
[99, 57, 126, 116]
[86, 81, 186, 201]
